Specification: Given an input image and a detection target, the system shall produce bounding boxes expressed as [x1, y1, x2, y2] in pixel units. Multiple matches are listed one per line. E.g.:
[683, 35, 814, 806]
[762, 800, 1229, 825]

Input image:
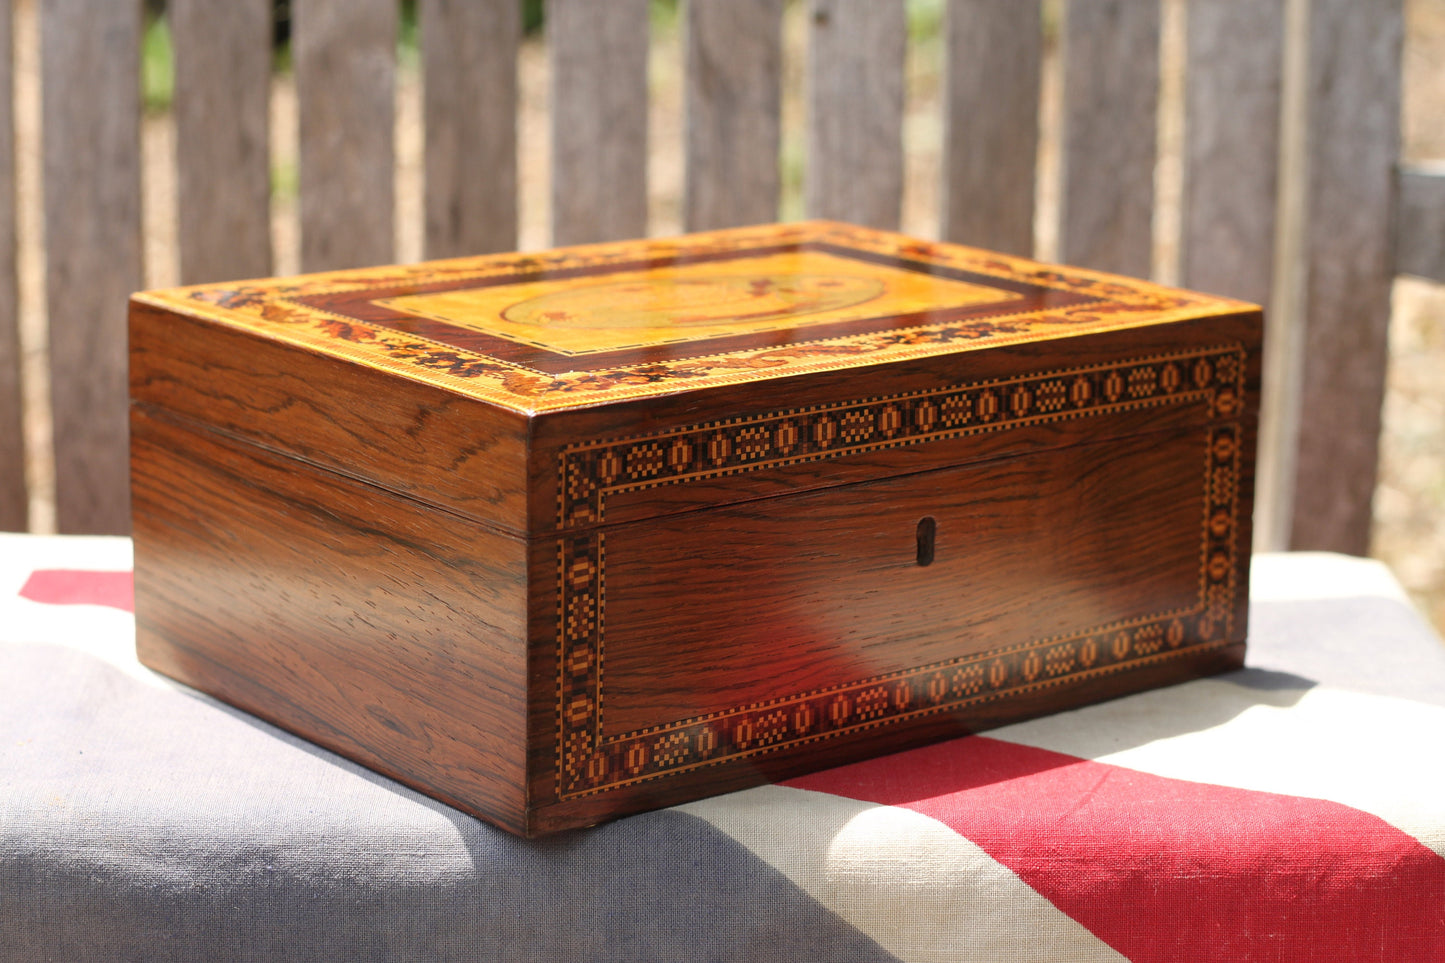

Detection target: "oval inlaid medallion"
[501, 274, 885, 330]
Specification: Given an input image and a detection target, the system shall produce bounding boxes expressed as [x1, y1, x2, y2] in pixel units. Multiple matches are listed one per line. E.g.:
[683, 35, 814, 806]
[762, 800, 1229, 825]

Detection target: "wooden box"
[129, 221, 1261, 836]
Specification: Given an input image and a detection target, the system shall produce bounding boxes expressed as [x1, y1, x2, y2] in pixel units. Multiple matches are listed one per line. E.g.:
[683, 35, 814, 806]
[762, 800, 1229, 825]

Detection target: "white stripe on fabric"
[0, 532, 133, 581]
[0, 533, 165, 688]
[1252, 551, 1414, 605]
[994, 678, 1445, 857]
[679, 784, 1126, 963]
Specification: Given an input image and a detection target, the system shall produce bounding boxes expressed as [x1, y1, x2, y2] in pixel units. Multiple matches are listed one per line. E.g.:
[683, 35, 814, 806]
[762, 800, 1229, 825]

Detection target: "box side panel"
[130, 298, 530, 536]
[132, 407, 531, 834]
[528, 310, 1263, 535]
[526, 413, 1250, 832]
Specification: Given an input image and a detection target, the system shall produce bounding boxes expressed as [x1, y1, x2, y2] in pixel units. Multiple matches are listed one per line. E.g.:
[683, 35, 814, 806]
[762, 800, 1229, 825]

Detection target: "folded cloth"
[2, 535, 1443, 963]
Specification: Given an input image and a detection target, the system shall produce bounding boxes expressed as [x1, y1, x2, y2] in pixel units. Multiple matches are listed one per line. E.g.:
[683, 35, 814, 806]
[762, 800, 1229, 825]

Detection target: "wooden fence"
[0, 0, 1441, 555]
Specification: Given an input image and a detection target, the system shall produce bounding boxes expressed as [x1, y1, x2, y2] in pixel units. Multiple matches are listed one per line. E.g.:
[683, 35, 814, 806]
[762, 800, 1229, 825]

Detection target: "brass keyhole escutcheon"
[916, 516, 936, 567]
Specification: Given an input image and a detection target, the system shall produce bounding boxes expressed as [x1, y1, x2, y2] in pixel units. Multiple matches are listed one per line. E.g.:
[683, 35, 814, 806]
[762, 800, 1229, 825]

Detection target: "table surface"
[2, 534, 1444, 963]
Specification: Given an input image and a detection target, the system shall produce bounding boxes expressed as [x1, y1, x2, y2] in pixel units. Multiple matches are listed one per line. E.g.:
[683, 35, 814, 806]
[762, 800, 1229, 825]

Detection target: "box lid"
[132, 221, 1253, 416]
[131, 221, 1261, 539]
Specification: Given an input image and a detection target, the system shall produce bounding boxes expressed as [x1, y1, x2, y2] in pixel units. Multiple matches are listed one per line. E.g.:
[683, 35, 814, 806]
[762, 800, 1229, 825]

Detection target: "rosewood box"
[129, 221, 1261, 836]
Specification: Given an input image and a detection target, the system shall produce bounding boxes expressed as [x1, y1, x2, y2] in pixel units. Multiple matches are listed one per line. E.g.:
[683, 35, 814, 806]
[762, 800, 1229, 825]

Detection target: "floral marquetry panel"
[134, 221, 1252, 413]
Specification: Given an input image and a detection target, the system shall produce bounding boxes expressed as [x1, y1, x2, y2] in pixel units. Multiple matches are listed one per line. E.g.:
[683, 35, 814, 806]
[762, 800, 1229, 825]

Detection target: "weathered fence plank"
[295, 0, 397, 271]
[0, 0, 22, 531]
[1180, 0, 1284, 306]
[942, 0, 1041, 256]
[421, 0, 519, 258]
[1180, 0, 1288, 551]
[551, 0, 649, 245]
[1397, 164, 1445, 285]
[173, 0, 272, 285]
[1290, 0, 1403, 554]
[41, 0, 142, 534]
[1059, 0, 1160, 277]
[805, 0, 904, 229]
[685, 0, 783, 232]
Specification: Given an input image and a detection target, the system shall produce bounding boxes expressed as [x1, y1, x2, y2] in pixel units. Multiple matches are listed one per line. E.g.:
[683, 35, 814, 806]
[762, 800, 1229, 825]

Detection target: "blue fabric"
[1245, 596, 1445, 706]
[0, 644, 897, 963]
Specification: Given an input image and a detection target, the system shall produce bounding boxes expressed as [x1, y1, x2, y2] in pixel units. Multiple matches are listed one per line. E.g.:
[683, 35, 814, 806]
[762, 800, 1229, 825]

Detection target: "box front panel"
[599, 428, 1205, 735]
[532, 345, 1252, 828]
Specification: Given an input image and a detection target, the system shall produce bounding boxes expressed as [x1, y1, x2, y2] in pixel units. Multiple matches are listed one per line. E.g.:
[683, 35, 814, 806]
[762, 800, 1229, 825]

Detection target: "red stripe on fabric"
[786, 735, 1445, 962]
[19, 569, 135, 613]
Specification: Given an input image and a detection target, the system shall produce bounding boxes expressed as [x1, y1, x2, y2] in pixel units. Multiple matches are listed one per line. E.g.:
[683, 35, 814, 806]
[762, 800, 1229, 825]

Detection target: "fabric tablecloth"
[2, 533, 1444, 962]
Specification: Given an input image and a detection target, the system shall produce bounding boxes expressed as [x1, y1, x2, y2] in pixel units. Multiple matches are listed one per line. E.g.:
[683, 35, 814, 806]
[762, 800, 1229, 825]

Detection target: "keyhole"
[916, 516, 936, 567]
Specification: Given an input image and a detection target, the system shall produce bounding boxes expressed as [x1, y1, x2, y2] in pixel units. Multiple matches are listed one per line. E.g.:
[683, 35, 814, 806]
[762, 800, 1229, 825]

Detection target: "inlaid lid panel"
[132, 221, 1253, 414]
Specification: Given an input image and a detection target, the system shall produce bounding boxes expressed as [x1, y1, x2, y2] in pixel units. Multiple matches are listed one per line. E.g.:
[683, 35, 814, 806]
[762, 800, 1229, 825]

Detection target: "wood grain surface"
[132, 407, 531, 834]
[805, 0, 905, 229]
[684, 0, 784, 231]
[1290, 0, 1403, 554]
[421, 0, 519, 258]
[1397, 164, 1445, 285]
[550, 0, 649, 245]
[598, 429, 1205, 734]
[0, 0, 21, 531]
[1059, 0, 1161, 277]
[172, 0, 272, 284]
[941, 0, 1042, 256]
[129, 300, 530, 535]
[1180, 0, 1284, 307]
[42, 0, 142, 534]
[295, 0, 397, 271]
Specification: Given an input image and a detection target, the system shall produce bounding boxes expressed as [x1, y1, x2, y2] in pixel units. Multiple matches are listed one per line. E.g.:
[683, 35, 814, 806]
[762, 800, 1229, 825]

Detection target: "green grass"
[141, 10, 173, 114]
[271, 160, 298, 204]
[907, 0, 944, 43]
